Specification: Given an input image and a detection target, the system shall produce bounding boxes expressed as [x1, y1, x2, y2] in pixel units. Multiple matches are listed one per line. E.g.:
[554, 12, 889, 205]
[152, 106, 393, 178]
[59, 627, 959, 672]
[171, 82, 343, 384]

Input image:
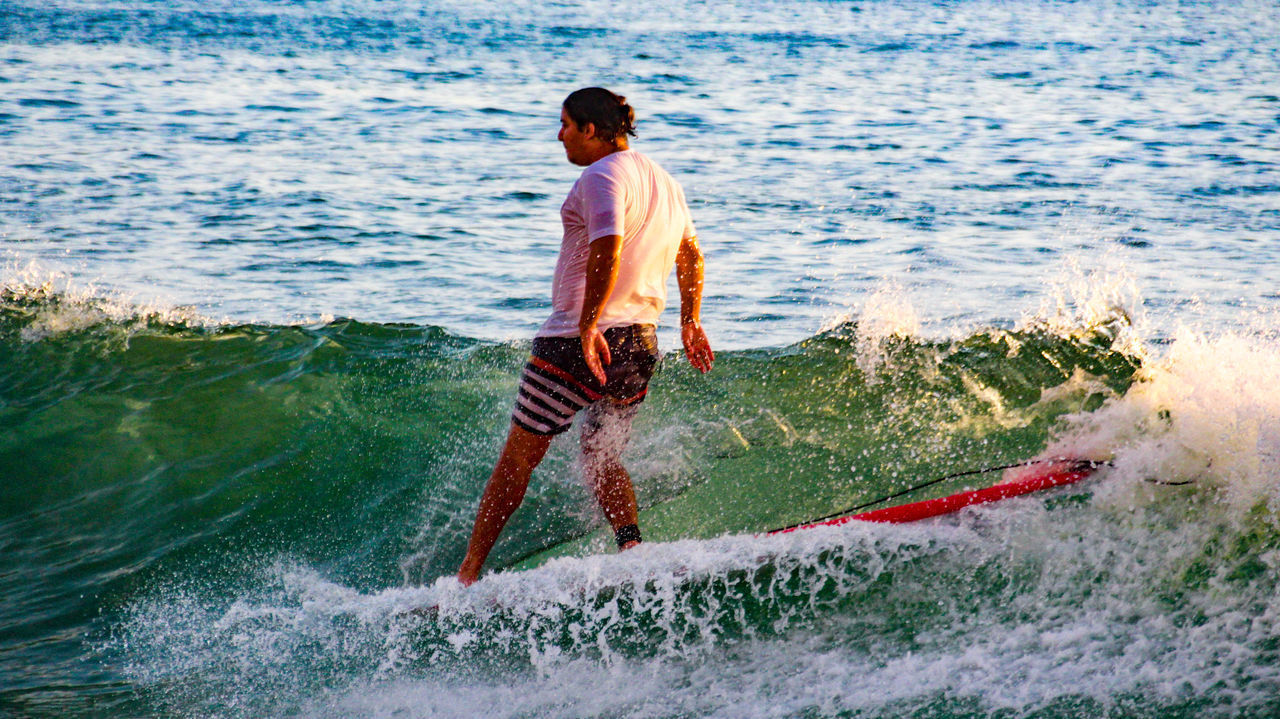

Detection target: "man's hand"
[581, 325, 612, 385]
[682, 321, 714, 373]
[579, 235, 621, 386]
[675, 235, 711, 373]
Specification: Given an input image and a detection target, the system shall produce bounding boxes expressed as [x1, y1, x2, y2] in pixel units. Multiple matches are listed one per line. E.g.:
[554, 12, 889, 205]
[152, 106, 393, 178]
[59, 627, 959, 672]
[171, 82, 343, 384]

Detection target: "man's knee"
[581, 429, 630, 470]
[581, 399, 638, 449]
[499, 423, 554, 473]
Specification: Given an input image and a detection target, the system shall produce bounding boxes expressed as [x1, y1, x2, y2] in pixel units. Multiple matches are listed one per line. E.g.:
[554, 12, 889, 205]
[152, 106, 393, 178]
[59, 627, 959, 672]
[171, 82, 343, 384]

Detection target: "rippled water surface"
[4, 0, 1277, 345]
[3, 2, 1280, 718]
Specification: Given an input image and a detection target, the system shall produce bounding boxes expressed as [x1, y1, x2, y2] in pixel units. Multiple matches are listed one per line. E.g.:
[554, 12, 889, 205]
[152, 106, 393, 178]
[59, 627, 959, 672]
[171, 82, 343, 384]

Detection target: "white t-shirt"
[538, 149, 696, 338]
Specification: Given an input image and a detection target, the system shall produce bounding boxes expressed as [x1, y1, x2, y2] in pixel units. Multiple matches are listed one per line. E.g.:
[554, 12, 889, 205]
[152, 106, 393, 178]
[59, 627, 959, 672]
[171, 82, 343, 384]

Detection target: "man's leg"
[457, 423, 554, 585]
[580, 400, 641, 549]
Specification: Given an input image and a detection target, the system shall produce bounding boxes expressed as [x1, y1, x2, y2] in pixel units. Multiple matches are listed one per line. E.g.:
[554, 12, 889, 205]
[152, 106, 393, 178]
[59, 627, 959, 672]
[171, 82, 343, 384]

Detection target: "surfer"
[456, 87, 714, 586]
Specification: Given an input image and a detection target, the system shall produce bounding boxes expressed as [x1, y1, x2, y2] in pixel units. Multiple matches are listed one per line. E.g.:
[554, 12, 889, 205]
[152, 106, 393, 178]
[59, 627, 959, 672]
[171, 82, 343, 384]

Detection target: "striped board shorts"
[512, 324, 660, 436]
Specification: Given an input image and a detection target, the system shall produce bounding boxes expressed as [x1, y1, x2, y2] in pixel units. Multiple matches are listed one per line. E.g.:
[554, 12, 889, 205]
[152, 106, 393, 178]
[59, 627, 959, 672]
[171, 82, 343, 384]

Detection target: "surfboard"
[404, 458, 1104, 620]
[502, 458, 1104, 573]
[768, 458, 1102, 535]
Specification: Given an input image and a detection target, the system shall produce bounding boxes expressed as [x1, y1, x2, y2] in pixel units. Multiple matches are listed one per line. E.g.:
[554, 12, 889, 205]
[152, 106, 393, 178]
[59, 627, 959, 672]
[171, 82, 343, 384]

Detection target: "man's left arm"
[579, 234, 623, 385]
[676, 234, 714, 373]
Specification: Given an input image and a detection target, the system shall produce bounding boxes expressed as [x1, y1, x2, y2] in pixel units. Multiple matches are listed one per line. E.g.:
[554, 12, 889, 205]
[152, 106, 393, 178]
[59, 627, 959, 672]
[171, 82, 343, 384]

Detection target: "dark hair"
[563, 87, 636, 144]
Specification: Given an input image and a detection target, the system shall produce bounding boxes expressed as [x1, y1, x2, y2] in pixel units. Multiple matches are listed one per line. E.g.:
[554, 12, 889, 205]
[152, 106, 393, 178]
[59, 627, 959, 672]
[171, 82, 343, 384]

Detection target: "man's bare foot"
[457, 566, 479, 586]
[404, 604, 440, 619]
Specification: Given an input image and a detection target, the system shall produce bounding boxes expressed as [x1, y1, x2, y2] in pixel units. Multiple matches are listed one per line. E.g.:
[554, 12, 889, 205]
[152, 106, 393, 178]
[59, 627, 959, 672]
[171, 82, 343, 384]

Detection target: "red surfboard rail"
[769, 459, 1102, 535]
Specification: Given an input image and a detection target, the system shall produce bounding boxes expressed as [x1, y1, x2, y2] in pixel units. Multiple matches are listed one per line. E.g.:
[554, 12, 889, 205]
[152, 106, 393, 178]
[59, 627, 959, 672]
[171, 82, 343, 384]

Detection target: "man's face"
[558, 108, 594, 166]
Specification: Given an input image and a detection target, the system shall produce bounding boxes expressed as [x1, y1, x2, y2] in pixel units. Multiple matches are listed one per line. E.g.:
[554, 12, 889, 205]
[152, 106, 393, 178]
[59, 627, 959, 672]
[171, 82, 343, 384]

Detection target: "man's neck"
[581, 141, 628, 166]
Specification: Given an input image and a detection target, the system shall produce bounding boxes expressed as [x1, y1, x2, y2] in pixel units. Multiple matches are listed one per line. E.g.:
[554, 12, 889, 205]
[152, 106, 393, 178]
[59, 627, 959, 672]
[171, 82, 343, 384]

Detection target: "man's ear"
[583, 122, 598, 140]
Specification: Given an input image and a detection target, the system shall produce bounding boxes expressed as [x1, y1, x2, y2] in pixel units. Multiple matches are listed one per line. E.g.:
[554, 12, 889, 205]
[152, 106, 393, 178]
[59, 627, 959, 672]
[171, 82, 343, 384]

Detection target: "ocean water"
[2, 1, 1279, 717]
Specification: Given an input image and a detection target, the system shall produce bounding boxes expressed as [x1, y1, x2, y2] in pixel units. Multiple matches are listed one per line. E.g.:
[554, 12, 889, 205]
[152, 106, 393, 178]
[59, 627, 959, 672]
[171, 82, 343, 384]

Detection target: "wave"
[5, 278, 1280, 718]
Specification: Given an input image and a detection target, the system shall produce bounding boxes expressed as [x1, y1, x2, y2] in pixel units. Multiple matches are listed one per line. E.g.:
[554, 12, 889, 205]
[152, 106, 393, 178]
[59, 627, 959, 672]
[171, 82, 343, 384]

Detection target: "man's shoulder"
[577, 151, 638, 189]
[577, 151, 686, 206]
[589, 149, 666, 173]
[596, 150, 682, 185]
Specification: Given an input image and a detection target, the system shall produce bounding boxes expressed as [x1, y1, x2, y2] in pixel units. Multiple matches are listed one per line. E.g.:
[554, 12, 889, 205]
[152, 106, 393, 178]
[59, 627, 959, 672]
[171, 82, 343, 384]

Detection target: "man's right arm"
[675, 235, 714, 373]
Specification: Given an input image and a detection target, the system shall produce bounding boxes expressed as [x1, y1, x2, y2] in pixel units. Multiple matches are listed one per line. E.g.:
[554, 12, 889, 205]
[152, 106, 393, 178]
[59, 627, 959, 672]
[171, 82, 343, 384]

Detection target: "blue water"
[5, 0, 1278, 346]
[3, 1, 1280, 717]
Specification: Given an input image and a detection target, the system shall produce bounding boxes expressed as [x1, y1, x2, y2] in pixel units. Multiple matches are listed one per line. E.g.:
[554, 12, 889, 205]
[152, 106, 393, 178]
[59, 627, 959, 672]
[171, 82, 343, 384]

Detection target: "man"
[456, 87, 713, 586]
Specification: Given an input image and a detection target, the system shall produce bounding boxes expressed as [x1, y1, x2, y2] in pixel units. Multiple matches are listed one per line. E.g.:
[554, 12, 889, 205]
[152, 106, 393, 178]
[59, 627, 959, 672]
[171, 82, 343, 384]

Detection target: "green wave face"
[508, 318, 1141, 567]
[6, 288, 1280, 719]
